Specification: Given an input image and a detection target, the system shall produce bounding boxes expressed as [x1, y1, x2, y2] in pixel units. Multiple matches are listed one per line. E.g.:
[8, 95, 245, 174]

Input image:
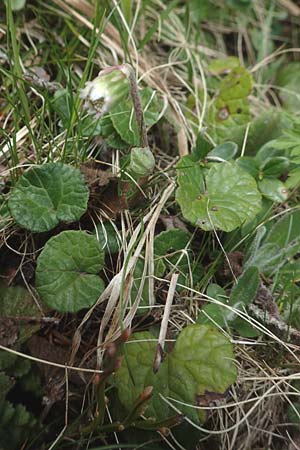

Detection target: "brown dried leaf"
[223, 251, 244, 278]
[0, 319, 18, 346]
[27, 335, 71, 382]
[255, 283, 279, 318]
[196, 390, 227, 407]
[80, 161, 116, 187]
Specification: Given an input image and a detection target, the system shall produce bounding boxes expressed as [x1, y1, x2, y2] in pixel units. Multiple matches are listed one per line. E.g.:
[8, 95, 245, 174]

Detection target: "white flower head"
[80, 64, 130, 117]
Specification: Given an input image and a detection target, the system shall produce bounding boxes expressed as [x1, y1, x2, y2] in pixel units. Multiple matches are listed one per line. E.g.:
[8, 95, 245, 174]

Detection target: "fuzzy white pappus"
[80, 64, 131, 117]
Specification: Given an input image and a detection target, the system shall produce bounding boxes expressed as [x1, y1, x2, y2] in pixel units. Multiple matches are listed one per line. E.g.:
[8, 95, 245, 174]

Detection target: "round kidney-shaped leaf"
[176, 159, 261, 232]
[115, 324, 237, 424]
[168, 324, 237, 422]
[8, 163, 89, 232]
[36, 231, 105, 312]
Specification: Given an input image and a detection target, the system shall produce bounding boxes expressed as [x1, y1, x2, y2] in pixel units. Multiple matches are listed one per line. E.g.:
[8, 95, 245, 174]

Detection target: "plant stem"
[123, 65, 148, 148]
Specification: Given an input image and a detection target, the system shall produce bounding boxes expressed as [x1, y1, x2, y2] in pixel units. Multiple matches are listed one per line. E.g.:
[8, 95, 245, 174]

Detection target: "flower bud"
[129, 147, 155, 176]
[80, 65, 131, 117]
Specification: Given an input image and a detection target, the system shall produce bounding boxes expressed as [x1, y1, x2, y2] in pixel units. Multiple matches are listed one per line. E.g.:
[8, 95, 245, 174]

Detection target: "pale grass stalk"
[169, 430, 188, 450]
[159, 376, 288, 435]
[145, 234, 155, 307]
[279, 0, 300, 15]
[166, 390, 300, 412]
[101, 183, 176, 349]
[193, 53, 208, 133]
[231, 204, 300, 253]
[0, 344, 103, 374]
[69, 183, 174, 368]
[168, 279, 300, 362]
[154, 272, 179, 372]
[251, 47, 300, 73]
[158, 431, 177, 450]
[241, 122, 251, 157]
[105, 404, 121, 450]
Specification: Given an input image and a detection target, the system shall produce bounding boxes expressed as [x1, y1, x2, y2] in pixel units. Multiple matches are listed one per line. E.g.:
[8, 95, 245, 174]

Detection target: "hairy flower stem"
[124, 65, 148, 148]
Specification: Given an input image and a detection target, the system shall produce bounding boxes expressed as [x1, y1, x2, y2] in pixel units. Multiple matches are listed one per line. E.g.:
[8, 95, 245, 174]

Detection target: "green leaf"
[121, 0, 132, 24]
[260, 157, 289, 177]
[208, 57, 240, 75]
[258, 178, 288, 202]
[244, 226, 267, 264]
[0, 372, 15, 403]
[0, 282, 40, 344]
[219, 66, 253, 101]
[129, 147, 155, 176]
[52, 89, 72, 128]
[255, 140, 285, 165]
[154, 229, 195, 290]
[197, 284, 229, 327]
[236, 157, 259, 178]
[36, 231, 105, 312]
[265, 210, 300, 249]
[80, 115, 102, 137]
[245, 243, 283, 274]
[115, 325, 237, 424]
[229, 266, 260, 309]
[286, 168, 300, 189]
[207, 142, 238, 161]
[246, 212, 300, 276]
[110, 88, 163, 145]
[0, 401, 36, 450]
[175, 155, 205, 224]
[198, 268, 260, 336]
[176, 159, 261, 232]
[168, 324, 237, 421]
[192, 134, 213, 160]
[229, 111, 293, 153]
[197, 303, 229, 328]
[271, 121, 300, 165]
[8, 163, 89, 232]
[115, 331, 169, 421]
[278, 262, 300, 285]
[10, 0, 26, 11]
[96, 114, 128, 148]
[210, 66, 253, 138]
[154, 229, 191, 257]
[276, 62, 300, 112]
[240, 198, 273, 237]
[287, 402, 300, 424]
[94, 222, 121, 254]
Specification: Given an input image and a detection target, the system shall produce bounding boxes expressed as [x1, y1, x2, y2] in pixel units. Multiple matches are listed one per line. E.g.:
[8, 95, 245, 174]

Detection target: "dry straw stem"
[69, 182, 175, 369]
[0, 344, 103, 374]
[279, 0, 300, 16]
[153, 272, 179, 372]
